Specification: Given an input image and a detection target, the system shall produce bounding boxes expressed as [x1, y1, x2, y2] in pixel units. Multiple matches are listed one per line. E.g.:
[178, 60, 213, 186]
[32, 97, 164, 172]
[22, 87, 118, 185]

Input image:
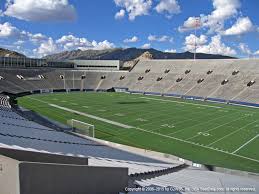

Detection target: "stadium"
[1, 56, 259, 194]
[1, 0, 259, 193]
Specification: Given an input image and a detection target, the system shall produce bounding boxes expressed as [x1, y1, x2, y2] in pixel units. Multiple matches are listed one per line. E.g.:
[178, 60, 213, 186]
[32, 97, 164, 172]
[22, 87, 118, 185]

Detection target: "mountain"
[0, 48, 26, 58]
[44, 48, 236, 61]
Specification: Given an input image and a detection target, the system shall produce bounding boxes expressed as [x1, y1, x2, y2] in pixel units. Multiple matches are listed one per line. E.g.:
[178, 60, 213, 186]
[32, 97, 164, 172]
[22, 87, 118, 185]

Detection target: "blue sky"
[0, 0, 258, 58]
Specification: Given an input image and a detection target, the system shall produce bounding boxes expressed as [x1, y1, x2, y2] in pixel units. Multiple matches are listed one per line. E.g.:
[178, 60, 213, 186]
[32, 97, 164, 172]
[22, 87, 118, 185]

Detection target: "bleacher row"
[0, 95, 11, 108]
[134, 168, 259, 193]
[1, 59, 259, 105]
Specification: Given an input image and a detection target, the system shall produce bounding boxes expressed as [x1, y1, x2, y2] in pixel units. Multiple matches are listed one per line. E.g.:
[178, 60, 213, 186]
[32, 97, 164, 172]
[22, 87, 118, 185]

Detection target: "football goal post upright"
[67, 119, 95, 138]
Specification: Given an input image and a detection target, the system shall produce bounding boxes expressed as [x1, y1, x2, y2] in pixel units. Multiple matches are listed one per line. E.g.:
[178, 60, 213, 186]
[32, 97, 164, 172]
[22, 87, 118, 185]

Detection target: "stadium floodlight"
[67, 119, 95, 138]
[194, 17, 201, 61]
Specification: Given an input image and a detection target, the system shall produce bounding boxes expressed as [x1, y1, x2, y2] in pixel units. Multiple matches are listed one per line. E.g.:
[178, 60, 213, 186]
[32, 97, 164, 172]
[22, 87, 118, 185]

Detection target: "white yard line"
[140, 96, 222, 109]
[168, 111, 238, 136]
[138, 101, 222, 129]
[207, 121, 258, 146]
[185, 115, 249, 140]
[28, 97, 133, 129]
[232, 134, 259, 154]
[134, 127, 259, 164]
[27, 96, 259, 164]
[49, 104, 133, 129]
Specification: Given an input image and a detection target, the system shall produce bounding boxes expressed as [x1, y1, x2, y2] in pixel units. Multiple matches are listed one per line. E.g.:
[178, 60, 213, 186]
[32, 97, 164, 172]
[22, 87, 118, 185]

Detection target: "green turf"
[18, 92, 259, 173]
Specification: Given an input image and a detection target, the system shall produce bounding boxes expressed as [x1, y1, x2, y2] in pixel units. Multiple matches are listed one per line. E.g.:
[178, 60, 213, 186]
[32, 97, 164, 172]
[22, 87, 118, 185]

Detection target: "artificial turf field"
[18, 92, 259, 173]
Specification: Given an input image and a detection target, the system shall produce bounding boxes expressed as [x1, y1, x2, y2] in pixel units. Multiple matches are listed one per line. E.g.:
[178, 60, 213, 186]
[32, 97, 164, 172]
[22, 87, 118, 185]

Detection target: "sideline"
[49, 104, 133, 129]
[140, 96, 222, 109]
[232, 134, 259, 154]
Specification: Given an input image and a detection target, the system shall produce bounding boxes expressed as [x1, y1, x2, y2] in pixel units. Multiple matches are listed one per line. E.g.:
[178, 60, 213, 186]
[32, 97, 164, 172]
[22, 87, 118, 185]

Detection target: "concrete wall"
[0, 148, 88, 165]
[19, 162, 128, 194]
[0, 155, 20, 194]
[73, 132, 184, 165]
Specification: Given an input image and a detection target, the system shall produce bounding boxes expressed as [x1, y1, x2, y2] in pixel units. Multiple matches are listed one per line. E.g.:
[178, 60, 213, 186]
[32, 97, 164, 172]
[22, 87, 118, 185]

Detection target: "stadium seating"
[134, 167, 259, 193]
[1, 59, 259, 106]
[1, 59, 259, 192]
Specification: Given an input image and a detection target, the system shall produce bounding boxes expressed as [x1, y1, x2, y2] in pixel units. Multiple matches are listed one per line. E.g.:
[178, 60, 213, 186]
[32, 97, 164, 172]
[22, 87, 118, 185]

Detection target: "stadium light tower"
[194, 17, 201, 61]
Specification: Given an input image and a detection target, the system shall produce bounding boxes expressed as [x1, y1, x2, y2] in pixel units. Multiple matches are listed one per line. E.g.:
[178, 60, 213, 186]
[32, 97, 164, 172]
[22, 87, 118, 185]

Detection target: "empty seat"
[197, 78, 204, 84]
[176, 77, 183, 82]
[221, 79, 229, 85]
[232, 70, 239, 75]
[185, 70, 191, 74]
[156, 77, 163, 81]
[16, 75, 24, 79]
[247, 80, 255, 87]
[164, 69, 170, 74]
[138, 76, 144, 81]
[145, 69, 151, 73]
[207, 70, 213, 75]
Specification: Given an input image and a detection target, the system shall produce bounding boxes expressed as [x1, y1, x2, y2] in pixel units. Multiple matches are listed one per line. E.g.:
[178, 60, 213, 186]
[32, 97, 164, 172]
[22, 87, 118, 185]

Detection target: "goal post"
[67, 119, 95, 138]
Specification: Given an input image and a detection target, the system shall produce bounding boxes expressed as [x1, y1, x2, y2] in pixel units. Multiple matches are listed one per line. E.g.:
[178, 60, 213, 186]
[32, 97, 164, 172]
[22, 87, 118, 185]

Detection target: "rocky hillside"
[0, 48, 26, 58]
[136, 51, 153, 60]
[44, 48, 236, 61]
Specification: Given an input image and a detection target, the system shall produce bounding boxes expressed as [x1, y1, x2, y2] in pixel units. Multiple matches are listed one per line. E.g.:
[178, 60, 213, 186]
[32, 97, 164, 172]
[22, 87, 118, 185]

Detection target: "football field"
[18, 92, 259, 173]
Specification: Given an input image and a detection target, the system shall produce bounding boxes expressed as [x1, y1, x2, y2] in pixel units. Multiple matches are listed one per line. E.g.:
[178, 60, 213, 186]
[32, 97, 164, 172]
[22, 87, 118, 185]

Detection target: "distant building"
[0, 57, 121, 71]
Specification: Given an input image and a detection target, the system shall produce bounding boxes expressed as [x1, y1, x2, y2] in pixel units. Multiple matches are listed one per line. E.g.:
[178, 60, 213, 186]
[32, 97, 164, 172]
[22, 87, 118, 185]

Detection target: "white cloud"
[180, 0, 241, 33]
[56, 35, 92, 50]
[56, 35, 115, 51]
[33, 36, 115, 57]
[115, 9, 125, 20]
[178, 17, 202, 32]
[254, 50, 259, 55]
[184, 34, 208, 51]
[91, 40, 115, 50]
[155, 0, 180, 18]
[198, 35, 236, 56]
[148, 35, 173, 42]
[204, 0, 241, 33]
[0, 22, 49, 44]
[0, 22, 21, 38]
[164, 49, 176, 53]
[29, 33, 48, 44]
[4, 0, 76, 21]
[33, 38, 59, 57]
[124, 36, 139, 43]
[223, 17, 253, 36]
[141, 43, 151, 49]
[0, 22, 115, 57]
[184, 34, 236, 56]
[239, 43, 251, 55]
[208, 0, 240, 21]
[114, 0, 152, 21]
[14, 40, 25, 45]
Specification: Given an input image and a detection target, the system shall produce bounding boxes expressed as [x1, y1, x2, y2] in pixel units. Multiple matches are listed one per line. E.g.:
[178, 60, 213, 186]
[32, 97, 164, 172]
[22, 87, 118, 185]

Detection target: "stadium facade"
[0, 57, 121, 70]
